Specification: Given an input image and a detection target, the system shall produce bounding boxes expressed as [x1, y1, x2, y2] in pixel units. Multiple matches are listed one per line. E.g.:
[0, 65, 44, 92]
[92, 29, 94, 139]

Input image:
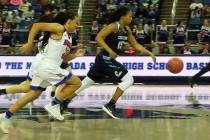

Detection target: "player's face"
[122, 11, 133, 25]
[66, 17, 78, 32]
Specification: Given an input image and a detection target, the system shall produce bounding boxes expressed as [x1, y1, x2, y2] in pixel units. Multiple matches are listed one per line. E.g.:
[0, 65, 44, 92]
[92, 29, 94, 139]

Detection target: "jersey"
[158, 26, 168, 43]
[40, 31, 72, 67]
[135, 29, 145, 45]
[102, 22, 128, 56]
[30, 31, 73, 89]
[173, 26, 185, 45]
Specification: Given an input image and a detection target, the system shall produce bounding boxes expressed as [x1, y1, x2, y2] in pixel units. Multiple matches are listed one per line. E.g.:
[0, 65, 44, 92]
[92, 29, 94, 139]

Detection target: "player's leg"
[59, 60, 100, 113]
[0, 80, 30, 96]
[51, 62, 72, 97]
[43, 67, 82, 120]
[101, 58, 134, 119]
[0, 75, 48, 133]
[190, 62, 210, 87]
[60, 76, 95, 113]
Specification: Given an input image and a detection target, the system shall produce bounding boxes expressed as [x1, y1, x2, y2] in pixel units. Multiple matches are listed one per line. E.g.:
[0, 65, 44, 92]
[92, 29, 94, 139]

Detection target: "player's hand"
[109, 51, 117, 59]
[150, 53, 156, 63]
[20, 43, 33, 53]
[75, 48, 85, 57]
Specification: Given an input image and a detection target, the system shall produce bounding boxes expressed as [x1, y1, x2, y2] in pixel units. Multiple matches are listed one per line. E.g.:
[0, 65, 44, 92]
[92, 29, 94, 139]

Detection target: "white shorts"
[30, 62, 72, 91]
[27, 53, 43, 81]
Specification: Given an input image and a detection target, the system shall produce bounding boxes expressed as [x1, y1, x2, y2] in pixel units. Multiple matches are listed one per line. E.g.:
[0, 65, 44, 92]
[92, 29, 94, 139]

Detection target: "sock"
[61, 99, 71, 113]
[192, 63, 210, 82]
[4, 110, 13, 119]
[51, 97, 62, 106]
[63, 99, 71, 106]
[0, 89, 7, 95]
[51, 91, 55, 97]
[107, 99, 116, 106]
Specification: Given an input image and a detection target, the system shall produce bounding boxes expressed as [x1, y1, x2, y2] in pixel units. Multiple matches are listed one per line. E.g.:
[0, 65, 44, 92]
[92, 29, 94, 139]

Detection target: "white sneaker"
[0, 113, 12, 134]
[44, 103, 64, 121]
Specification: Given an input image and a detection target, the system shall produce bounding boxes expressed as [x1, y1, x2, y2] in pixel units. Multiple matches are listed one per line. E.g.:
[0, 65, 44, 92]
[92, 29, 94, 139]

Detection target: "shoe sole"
[44, 105, 64, 121]
[62, 112, 72, 116]
[0, 124, 8, 134]
[0, 118, 9, 134]
[102, 106, 120, 119]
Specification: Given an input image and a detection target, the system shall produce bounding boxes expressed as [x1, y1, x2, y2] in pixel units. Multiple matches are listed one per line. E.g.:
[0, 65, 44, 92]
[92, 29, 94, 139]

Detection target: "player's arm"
[20, 23, 64, 53]
[126, 26, 156, 63]
[96, 23, 117, 59]
[63, 48, 85, 61]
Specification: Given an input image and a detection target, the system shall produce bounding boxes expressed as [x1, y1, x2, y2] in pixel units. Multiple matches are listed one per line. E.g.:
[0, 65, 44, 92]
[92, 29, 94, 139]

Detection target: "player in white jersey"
[0, 11, 84, 133]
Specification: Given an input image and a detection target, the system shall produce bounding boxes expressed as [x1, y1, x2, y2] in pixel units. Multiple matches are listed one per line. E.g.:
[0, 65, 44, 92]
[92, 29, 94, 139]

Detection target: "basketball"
[167, 58, 184, 74]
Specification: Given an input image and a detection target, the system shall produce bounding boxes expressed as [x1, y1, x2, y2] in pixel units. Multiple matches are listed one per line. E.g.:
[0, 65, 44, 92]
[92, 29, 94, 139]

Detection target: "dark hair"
[40, 11, 75, 51]
[107, 6, 131, 24]
[177, 20, 183, 27]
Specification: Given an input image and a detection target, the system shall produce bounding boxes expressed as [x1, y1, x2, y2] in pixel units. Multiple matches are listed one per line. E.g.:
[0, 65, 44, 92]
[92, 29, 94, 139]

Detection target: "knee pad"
[75, 76, 95, 95]
[118, 73, 134, 91]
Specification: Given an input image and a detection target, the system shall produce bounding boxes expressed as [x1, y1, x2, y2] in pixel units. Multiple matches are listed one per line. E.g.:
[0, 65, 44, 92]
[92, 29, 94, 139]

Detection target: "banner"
[0, 85, 210, 107]
[0, 56, 210, 77]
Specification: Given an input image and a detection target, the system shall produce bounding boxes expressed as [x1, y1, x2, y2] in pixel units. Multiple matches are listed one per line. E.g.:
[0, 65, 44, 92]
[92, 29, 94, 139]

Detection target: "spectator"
[190, 0, 203, 10]
[9, 0, 21, 11]
[183, 42, 195, 54]
[135, 4, 147, 18]
[89, 20, 100, 54]
[198, 19, 210, 43]
[199, 42, 209, 54]
[144, 20, 154, 44]
[10, 0, 22, 6]
[173, 20, 186, 54]
[70, 29, 79, 47]
[41, 4, 55, 17]
[191, 6, 201, 18]
[0, 17, 3, 43]
[158, 20, 169, 54]
[18, 0, 31, 14]
[146, 5, 156, 19]
[132, 24, 137, 35]
[22, 5, 34, 20]
[128, 1, 137, 14]
[6, 10, 21, 29]
[135, 23, 146, 45]
[202, 5, 210, 17]
[1, 22, 12, 46]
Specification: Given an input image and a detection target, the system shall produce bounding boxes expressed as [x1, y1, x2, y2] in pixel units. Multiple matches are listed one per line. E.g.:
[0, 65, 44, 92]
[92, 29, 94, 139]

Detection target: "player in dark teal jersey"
[63, 6, 156, 119]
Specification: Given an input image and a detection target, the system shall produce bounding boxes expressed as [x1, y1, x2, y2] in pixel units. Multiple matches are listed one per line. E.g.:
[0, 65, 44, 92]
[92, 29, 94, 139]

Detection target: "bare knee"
[66, 75, 82, 87]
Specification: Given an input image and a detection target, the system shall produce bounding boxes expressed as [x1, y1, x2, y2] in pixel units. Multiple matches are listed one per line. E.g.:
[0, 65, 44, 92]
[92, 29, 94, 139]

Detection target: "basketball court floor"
[0, 85, 210, 140]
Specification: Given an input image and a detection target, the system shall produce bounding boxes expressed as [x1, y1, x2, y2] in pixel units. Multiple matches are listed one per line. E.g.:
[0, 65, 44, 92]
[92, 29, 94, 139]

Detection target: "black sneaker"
[102, 104, 120, 119]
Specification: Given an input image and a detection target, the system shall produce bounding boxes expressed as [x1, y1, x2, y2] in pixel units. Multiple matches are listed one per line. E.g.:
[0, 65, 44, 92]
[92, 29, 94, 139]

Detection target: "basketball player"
[61, 6, 156, 119]
[0, 14, 76, 114]
[0, 11, 84, 133]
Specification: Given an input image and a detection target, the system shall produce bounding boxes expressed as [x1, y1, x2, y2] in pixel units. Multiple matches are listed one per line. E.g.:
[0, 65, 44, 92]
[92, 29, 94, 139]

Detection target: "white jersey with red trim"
[40, 31, 72, 67]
